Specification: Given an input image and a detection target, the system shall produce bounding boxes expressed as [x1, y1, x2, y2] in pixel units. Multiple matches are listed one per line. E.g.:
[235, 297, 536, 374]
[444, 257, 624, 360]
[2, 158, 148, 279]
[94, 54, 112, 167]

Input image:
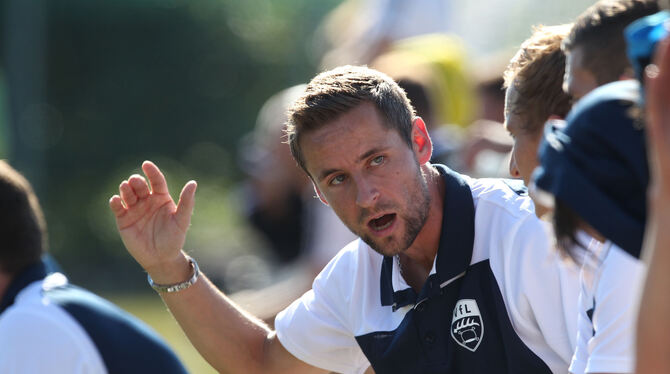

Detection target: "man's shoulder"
[0, 277, 99, 348]
[465, 176, 535, 219]
[432, 165, 534, 219]
[317, 239, 382, 284]
[0, 295, 74, 335]
[0, 277, 60, 323]
[465, 177, 550, 265]
[0, 278, 108, 373]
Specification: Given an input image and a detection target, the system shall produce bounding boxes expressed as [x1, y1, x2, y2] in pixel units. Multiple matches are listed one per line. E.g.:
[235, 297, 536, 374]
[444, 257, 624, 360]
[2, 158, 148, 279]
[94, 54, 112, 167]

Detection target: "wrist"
[148, 256, 200, 293]
[144, 251, 192, 285]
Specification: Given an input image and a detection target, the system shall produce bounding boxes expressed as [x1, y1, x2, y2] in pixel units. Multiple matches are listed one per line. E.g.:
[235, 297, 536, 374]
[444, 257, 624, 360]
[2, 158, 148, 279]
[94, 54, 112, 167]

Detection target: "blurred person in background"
[237, 86, 311, 265]
[459, 51, 512, 176]
[471, 53, 509, 125]
[239, 84, 357, 269]
[0, 160, 187, 373]
[531, 79, 648, 374]
[623, 5, 670, 373]
[235, 85, 356, 322]
[562, 0, 659, 101]
[501, 23, 580, 357]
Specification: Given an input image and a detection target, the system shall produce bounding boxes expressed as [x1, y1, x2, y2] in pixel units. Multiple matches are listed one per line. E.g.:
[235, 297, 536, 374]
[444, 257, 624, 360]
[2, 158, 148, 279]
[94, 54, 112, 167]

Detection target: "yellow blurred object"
[371, 33, 476, 128]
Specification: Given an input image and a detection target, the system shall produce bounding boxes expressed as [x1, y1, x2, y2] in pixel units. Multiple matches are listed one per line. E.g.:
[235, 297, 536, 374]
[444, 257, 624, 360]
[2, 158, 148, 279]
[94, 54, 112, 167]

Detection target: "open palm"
[109, 161, 197, 272]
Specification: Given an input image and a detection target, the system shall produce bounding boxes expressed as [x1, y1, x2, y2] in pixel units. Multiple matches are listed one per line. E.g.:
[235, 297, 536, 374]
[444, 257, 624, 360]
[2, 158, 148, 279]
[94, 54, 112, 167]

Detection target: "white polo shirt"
[0, 262, 188, 374]
[0, 273, 108, 374]
[275, 165, 579, 374]
[569, 239, 646, 374]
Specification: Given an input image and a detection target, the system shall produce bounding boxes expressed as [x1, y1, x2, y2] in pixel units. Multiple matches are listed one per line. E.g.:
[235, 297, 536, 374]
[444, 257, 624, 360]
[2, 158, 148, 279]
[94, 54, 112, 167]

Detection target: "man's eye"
[330, 174, 346, 185]
[371, 156, 384, 166]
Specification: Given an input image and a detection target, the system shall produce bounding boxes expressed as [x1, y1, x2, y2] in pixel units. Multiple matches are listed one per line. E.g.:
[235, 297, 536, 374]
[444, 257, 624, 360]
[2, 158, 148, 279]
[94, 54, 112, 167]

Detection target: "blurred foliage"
[1, 0, 338, 289]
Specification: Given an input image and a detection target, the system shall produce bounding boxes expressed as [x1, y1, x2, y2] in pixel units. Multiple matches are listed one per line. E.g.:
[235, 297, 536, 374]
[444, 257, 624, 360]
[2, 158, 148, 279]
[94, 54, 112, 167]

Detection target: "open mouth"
[368, 213, 396, 232]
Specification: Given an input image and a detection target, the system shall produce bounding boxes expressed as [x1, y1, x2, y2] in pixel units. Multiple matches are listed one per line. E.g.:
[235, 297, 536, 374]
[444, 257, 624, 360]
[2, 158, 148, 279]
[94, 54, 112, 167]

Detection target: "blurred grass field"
[103, 293, 218, 374]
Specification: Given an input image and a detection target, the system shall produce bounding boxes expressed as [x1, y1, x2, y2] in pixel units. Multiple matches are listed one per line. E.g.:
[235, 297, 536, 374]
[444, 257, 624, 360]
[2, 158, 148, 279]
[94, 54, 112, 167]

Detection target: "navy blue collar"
[0, 256, 63, 314]
[0, 261, 47, 314]
[380, 164, 475, 309]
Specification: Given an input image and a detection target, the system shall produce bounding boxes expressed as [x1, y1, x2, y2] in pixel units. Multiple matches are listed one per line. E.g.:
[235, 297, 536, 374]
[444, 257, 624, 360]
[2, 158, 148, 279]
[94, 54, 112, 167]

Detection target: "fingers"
[128, 174, 150, 199]
[109, 195, 126, 217]
[118, 173, 150, 207]
[119, 180, 138, 206]
[175, 180, 198, 230]
[111, 163, 161, 217]
[142, 160, 169, 195]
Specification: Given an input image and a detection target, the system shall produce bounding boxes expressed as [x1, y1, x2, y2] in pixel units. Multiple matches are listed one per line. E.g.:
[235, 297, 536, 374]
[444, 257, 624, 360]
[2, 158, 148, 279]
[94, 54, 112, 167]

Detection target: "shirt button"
[424, 332, 436, 344]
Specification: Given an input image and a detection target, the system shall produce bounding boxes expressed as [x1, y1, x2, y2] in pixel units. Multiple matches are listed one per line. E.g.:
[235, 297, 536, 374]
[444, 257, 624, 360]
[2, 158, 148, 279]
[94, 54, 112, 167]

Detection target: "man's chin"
[363, 235, 408, 257]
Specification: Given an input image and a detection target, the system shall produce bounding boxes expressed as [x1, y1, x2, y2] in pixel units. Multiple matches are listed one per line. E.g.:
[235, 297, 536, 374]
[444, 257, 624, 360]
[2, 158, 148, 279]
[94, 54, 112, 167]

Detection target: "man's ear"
[311, 180, 329, 206]
[411, 117, 433, 165]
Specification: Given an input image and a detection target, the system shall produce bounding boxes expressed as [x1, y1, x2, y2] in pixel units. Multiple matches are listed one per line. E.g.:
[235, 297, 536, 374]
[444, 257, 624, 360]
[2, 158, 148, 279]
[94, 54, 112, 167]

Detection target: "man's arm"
[636, 36, 670, 374]
[109, 161, 325, 374]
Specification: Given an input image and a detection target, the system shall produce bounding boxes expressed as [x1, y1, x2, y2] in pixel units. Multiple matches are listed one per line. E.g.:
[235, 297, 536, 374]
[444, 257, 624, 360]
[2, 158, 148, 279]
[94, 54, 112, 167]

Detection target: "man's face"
[564, 45, 599, 101]
[300, 102, 431, 257]
[504, 85, 543, 186]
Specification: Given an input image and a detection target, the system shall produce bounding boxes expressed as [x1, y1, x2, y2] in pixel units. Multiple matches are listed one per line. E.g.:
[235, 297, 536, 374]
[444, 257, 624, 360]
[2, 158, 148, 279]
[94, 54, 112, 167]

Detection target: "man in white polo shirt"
[0, 161, 187, 374]
[110, 65, 577, 373]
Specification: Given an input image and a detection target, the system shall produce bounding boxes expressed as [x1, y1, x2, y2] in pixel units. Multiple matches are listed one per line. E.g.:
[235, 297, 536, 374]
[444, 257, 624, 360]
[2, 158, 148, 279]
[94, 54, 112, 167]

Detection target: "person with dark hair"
[111, 65, 577, 373]
[0, 160, 187, 373]
[235, 85, 356, 322]
[531, 80, 648, 374]
[562, 0, 659, 101]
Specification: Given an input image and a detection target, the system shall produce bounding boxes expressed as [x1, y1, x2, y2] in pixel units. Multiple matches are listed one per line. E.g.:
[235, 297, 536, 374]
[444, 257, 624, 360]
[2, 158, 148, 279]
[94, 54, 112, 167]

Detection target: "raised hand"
[109, 161, 197, 280]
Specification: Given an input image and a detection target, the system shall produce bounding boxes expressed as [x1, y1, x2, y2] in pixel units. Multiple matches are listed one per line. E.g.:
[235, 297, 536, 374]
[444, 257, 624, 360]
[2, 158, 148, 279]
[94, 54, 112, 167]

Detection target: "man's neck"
[399, 164, 445, 289]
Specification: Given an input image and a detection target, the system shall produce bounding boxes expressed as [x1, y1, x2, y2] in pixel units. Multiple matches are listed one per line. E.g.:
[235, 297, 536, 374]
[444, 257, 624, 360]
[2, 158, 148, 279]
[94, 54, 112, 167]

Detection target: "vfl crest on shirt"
[451, 299, 484, 352]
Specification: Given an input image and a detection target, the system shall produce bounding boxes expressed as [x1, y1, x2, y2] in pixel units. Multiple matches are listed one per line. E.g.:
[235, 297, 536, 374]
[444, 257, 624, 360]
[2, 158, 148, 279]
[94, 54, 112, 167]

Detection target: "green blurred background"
[3, 1, 339, 371]
[0, 0, 594, 372]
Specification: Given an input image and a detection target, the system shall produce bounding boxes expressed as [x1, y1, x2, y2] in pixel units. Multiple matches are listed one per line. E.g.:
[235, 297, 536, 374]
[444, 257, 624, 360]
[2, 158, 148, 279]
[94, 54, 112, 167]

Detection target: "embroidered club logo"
[451, 299, 484, 352]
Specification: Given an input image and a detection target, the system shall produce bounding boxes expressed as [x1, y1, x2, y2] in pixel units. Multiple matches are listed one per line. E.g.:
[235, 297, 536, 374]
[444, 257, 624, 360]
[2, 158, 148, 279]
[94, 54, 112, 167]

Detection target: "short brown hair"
[0, 161, 47, 275]
[563, 0, 659, 84]
[286, 65, 415, 175]
[504, 24, 573, 133]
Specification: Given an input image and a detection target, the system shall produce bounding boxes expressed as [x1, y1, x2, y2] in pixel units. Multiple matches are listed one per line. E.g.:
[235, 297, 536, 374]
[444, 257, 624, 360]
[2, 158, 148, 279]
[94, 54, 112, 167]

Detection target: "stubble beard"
[359, 173, 432, 257]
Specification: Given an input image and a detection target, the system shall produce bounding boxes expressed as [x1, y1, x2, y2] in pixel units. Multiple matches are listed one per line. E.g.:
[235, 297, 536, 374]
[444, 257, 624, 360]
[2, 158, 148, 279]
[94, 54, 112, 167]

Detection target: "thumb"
[175, 180, 198, 230]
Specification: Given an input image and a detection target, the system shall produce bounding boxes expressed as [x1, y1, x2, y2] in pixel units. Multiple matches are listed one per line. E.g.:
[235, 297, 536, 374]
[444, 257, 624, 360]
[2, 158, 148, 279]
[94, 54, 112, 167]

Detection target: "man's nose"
[355, 178, 380, 208]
